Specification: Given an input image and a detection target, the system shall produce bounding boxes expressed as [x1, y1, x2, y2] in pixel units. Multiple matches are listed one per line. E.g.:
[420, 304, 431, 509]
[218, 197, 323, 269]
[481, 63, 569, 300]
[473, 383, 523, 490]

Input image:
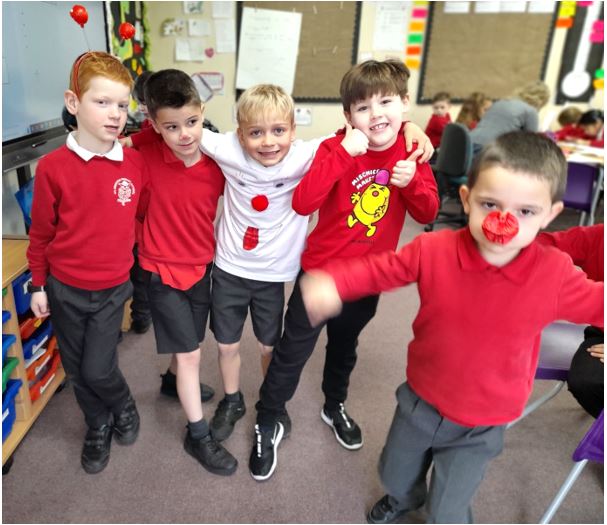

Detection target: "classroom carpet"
[2, 210, 603, 524]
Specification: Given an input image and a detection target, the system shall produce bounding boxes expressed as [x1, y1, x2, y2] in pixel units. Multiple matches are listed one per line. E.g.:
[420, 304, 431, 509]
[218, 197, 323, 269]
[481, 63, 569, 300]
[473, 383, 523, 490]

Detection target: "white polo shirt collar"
[66, 132, 124, 162]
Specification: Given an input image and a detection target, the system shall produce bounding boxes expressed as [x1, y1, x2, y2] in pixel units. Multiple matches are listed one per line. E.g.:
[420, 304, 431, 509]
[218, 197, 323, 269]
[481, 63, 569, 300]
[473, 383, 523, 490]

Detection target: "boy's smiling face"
[152, 103, 203, 165]
[237, 112, 296, 167]
[345, 93, 409, 151]
[460, 166, 563, 267]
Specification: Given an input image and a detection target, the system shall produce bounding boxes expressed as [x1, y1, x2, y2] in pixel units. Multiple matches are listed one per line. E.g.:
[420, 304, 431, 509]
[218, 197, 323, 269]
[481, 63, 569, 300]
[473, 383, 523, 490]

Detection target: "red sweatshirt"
[27, 145, 146, 290]
[293, 130, 439, 271]
[425, 113, 451, 148]
[327, 228, 604, 426]
[554, 124, 585, 142]
[134, 134, 224, 290]
[537, 224, 604, 282]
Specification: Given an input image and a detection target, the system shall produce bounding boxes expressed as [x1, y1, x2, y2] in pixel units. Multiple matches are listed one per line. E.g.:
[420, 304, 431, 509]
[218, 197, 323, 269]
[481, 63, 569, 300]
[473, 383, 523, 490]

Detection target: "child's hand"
[300, 270, 343, 327]
[119, 136, 133, 148]
[391, 149, 423, 188]
[588, 343, 604, 363]
[30, 291, 51, 319]
[341, 123, 369, 157]
[403, 122, 434, 163]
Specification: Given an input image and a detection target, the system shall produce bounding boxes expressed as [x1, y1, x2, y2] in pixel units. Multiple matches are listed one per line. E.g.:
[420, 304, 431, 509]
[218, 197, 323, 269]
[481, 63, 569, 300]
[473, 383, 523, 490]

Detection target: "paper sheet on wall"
[214, 19, 236, 53]
[188, 19, 211, 37]
[444, 2, 470, 14]
[212, 2, 234, 19]
[235, 7, 302, 94]
[372, 2, 411, 51]
[175, 38, 205, 62]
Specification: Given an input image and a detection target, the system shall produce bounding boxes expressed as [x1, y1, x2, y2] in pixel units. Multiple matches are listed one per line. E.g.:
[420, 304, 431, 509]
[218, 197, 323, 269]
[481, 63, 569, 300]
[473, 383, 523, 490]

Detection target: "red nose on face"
[482, 211, 519, 245]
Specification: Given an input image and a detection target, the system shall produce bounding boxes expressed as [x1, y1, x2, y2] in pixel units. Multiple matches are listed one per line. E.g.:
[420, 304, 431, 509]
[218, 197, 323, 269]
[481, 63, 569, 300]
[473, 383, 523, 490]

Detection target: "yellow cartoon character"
[348, 169, 391, 237]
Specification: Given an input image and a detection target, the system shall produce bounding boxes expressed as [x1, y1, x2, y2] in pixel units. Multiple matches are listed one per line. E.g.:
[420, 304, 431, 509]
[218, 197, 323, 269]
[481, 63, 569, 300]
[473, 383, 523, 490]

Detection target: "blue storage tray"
[2, 311, 10, 324]
[2, 378, 22, 442]
[12, 271, 32, 315]
[2, 334, 17, 366]
[22, 321, 52, 361]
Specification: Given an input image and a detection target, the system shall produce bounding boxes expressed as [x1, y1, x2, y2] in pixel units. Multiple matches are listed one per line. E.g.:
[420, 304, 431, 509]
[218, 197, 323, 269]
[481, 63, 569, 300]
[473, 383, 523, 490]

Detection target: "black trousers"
[130, 244, 151, 324]
[256, 271, 379, 425]
[568, 326, 604, 418]
[46, 275, 133, 428]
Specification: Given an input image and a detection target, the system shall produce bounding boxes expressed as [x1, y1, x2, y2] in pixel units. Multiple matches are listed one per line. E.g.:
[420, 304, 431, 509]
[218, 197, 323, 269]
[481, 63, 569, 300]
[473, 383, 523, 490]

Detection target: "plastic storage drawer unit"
[3, 379, 23, 442]
[3, 357, 19, 393]
[11, 271, 32, 315]
[2, 334, 17, 366]
[22, 321, 52, 361]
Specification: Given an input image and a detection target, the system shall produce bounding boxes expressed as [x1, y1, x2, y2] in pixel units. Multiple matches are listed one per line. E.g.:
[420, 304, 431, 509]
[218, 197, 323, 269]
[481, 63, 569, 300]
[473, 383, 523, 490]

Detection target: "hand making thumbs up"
[341, 122, 370, 157]
[390, 149, 423, 188]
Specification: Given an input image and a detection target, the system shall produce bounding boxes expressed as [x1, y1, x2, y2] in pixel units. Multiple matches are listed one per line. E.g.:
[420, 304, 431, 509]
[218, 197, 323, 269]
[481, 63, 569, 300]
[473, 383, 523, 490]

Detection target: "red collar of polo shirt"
[456, 227, 538, 285]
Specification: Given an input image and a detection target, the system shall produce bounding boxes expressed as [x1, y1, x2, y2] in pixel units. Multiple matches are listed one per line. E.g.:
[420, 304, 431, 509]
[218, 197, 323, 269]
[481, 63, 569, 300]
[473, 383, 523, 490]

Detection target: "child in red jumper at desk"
[28, 52, 145, 474]
[424, 91, 451, 149]
[538, 224, 604, 419]
[249, 59, 439, 482]
[553, 106, 585, 142]
[301, 131, 603, 523]
[578, 109, 604, 148]
[132, 69, 236, 475]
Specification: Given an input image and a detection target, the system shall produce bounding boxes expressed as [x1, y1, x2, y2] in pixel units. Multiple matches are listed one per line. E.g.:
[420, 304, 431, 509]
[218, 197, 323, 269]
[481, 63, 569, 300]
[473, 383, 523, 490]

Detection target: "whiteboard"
[2, 1, 108, 143]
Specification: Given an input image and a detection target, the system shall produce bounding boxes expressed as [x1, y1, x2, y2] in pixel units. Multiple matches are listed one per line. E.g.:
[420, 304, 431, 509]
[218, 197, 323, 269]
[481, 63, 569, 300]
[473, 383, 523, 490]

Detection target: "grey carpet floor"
[2, 212, 603, 524]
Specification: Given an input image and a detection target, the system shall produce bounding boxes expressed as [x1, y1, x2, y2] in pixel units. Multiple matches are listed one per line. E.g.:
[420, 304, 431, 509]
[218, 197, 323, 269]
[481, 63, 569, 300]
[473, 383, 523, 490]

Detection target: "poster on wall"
[110, 1, 151, 78]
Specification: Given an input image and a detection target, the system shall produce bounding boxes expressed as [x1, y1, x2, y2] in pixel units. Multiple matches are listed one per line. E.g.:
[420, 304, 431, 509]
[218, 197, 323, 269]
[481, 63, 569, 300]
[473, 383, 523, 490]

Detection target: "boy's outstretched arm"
[404, 121, 434, 163]
[300, 271, 343, 327]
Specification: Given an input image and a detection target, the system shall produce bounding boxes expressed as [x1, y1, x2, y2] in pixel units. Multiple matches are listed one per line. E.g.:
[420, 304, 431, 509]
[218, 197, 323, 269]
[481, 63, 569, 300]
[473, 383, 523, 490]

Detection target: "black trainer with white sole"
[321, 403, 363, 450]
[249, 422, 284, 481]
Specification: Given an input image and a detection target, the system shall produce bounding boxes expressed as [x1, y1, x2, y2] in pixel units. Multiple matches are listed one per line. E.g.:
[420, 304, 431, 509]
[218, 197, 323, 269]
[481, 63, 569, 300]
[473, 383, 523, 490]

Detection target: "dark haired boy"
[249, 59, 439, 481]
[301, 131, 603, 523]
[133, 69, 236, 475]
[424, 91, 451, 149]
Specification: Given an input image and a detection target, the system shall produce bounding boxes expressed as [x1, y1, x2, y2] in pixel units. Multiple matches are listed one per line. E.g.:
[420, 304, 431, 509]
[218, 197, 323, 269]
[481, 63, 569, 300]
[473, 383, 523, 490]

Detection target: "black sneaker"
[210, 394, 246, 441]
[184, 431, 238, 476]
[131, 319, 151, 334]
[321, 403, 363, 450]
[113, 395, 140, 445]
[160, 371, 214, 403]
[249, 422, 284, 481]
[367, 495, 408, 524]
[81, 425, 112, 474]
[277, 410, 292, 438]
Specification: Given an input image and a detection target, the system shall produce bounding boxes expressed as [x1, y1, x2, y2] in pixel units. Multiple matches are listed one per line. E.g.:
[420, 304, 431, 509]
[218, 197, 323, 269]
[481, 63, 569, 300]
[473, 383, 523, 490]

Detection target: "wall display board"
[418, 2, 557, 103]
[238, 1, 361, 102]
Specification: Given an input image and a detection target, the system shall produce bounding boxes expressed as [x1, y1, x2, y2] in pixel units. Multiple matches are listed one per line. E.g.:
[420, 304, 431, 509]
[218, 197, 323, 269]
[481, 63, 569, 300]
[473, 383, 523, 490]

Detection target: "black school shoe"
[249, 422, 284, 481]
[160, 370, 215, 403]
[366, 495, 408, 524]
[321, 403, 363, 450]
[131, 318, 152, 334]
[81, 424, 112, 474]
[210, 394, 246, 441]
[113, 395, 140, 445]
[184, 431, 238, 476]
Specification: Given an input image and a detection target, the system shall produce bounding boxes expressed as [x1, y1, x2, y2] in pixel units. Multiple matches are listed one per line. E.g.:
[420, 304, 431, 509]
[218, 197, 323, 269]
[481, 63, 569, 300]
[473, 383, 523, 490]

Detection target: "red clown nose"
[482, 211, 519, 245]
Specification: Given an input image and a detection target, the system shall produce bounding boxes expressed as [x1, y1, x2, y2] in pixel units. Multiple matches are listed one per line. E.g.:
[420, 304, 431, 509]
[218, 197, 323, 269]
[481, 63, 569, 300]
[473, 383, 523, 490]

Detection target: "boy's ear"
[344, 110, 353, 126]
[150, 119, 162, 135]
[459, 185, 472, 215]
[540, 200, 564, 229]
[401, 94, 411, 113]
[236, 126, 245, 146]
[64, 90, 79, 116]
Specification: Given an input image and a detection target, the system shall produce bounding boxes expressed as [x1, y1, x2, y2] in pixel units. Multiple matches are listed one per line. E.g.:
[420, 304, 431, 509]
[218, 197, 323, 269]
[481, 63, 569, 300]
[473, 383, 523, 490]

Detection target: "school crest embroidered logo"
[113, 178, 135, 206]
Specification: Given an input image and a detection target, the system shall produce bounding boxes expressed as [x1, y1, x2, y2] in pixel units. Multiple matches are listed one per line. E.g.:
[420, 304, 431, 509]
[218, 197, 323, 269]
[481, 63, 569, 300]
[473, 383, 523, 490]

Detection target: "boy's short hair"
[557, 106, 583, 127]
[513, 81, 550, 110]
[432, 91, 451, 104]
[236, 84, 294, 126]
[69, 51, 133, 98]
[340, 59, 410, 111]
[579, 109, 604, 126]
[133, 70, 153, 104]
[144, 69, 201, 119]
[467, 131, 567, 202]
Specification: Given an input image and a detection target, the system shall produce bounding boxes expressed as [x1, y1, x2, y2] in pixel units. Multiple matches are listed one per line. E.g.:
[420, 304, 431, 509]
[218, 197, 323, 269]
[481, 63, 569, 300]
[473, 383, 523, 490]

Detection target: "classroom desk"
[558, 142, 604, 226]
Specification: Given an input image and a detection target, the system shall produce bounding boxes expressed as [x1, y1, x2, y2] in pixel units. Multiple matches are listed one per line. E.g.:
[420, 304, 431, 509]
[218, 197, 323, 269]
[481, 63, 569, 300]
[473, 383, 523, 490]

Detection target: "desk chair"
[507, 321, 586, 429]
[424, 123, 473, 232]
[539, 410, 604, 523]
[563, 162, 603, 226]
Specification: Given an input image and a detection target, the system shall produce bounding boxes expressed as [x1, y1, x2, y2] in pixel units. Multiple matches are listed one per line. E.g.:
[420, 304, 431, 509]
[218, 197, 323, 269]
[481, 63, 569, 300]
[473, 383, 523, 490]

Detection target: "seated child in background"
[425, 91, 451, 148]
[455, 92, 492, 130]
[537, 224, 604, 419]
[578, 109, 604, 148]
[61, 105, 77, 132]
[553, 105, 584, 142]
[28, 51, 145, 474]
[248, 59, 439, 482]
[300, 131, 603, 523]
[134, 69, 235, 475]
[131, 70, 153, 130]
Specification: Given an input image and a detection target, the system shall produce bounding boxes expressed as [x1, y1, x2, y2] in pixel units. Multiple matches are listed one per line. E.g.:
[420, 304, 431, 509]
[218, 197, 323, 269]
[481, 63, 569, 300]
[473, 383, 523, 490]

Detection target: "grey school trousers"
[379, 382, 505, 524]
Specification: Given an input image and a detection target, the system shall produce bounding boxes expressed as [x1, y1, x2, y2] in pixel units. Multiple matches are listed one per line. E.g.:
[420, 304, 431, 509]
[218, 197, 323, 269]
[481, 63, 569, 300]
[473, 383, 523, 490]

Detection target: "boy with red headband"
[27, 52, 146, 474]
[300, 132, 603, 523]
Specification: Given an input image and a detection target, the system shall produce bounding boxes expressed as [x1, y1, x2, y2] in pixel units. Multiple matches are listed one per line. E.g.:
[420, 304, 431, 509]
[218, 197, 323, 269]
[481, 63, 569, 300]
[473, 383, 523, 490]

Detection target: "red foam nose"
[482, 211, 519, 245]
[251, 195, 268, 211]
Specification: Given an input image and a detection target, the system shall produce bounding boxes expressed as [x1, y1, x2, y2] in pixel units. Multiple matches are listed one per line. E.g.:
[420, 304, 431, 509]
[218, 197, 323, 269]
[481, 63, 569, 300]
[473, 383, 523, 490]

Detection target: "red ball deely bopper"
[70, 4, 88, 28]
[119, 22, 136, 40]
[481, 211, 519, 245]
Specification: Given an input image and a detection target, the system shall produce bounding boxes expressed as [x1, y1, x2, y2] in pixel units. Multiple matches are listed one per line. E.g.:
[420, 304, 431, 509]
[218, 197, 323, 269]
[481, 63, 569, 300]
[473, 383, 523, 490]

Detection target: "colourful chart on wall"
[110, 1, 151, 78]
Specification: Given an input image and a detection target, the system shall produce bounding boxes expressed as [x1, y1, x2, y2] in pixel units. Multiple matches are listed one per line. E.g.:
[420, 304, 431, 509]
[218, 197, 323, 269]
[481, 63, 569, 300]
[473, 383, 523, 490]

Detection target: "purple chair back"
[572, 410, 604, 463]
[536, 322, 586, 381]
[563, 162, 598, 213]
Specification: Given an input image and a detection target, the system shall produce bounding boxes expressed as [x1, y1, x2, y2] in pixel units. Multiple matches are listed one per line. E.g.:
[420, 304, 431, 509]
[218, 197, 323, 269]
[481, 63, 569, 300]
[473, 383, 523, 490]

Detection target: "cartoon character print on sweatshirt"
[113, 178, 136, 206]
[347, 168, 391, 237]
